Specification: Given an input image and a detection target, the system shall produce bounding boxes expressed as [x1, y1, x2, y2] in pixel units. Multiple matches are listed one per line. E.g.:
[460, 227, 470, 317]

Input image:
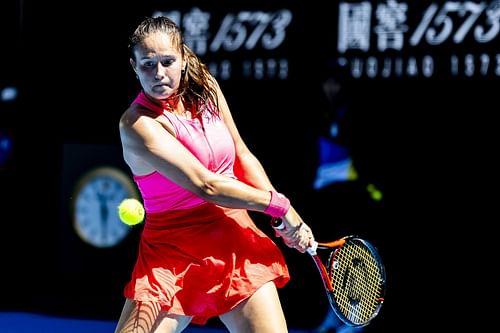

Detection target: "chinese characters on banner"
[154, 1, 500, 80]
[337, 0, 500, 78]
[154, 7, 292, 80]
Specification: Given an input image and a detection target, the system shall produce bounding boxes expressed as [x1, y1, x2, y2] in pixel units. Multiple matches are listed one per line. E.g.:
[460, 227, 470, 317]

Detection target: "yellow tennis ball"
[118, 198, 145, 226]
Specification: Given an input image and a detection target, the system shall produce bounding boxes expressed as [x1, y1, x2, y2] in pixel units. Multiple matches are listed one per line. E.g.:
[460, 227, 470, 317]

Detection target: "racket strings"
[328, 240, 384, 325]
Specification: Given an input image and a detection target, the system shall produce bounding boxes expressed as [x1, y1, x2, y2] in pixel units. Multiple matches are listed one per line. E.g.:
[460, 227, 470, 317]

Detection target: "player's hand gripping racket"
[271, 218, 386, 327]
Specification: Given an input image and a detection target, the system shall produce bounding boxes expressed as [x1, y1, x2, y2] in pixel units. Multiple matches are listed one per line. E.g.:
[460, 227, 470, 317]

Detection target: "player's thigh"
[219, 281, 288, 333]
[114, 299, 192, 333]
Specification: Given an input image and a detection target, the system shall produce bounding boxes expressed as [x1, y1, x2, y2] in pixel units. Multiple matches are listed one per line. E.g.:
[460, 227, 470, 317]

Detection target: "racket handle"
[271, 218, 318, 254]
[306, 241, 318, 255]
[270, 217, 286, 230]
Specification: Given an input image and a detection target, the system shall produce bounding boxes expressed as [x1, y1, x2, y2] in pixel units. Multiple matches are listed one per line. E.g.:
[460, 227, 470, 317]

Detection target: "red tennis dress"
[123, 92, 290, 324]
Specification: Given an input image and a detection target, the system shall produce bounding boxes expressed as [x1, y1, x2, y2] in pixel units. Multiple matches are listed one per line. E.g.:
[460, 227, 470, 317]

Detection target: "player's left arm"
[215, 80, 276, 192]
[215, 80, 313, 252]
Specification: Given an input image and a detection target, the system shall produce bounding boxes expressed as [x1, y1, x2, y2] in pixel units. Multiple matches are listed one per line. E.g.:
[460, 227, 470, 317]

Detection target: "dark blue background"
[1, 1, 497, 332]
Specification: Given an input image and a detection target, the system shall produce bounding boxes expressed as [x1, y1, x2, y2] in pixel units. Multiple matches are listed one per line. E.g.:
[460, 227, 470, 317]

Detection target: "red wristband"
[264, 191, 290, 218]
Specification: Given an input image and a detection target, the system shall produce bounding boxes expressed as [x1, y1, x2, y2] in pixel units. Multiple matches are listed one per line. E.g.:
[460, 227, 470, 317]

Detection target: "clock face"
[72, 166, 140, 248]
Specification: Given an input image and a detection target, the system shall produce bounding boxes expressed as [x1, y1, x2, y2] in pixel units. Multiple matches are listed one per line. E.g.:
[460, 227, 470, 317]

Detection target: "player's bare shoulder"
[120, 104, 161, 139]
[119, 104, 158, 175]
[120, 104, 157, 128]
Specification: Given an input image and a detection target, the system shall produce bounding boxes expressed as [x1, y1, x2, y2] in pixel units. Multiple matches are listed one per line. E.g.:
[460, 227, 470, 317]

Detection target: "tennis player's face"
[131, 31, 186, 100]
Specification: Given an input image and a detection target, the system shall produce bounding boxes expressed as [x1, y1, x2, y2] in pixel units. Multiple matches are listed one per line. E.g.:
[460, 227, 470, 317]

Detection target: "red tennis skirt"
[123, 203, 290, 324]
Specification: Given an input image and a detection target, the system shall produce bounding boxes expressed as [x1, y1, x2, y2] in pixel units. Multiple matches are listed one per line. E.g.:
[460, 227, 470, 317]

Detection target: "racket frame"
[312, 236, 386, 327]
[271, 218, 385, 327]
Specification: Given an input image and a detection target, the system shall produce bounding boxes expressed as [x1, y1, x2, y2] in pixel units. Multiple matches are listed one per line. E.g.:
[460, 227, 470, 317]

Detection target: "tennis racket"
[271, 218, 386, 327]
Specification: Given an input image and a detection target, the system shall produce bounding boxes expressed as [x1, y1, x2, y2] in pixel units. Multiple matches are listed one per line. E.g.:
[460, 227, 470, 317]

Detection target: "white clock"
[71, 166, 140, 248]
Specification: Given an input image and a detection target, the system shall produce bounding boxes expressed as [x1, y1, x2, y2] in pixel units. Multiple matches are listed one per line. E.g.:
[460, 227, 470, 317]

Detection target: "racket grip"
[271, 218, 305, 232]
[271, 218, 317, 254]
[270, 217, 285, 230]
[306, 241, 318, 255]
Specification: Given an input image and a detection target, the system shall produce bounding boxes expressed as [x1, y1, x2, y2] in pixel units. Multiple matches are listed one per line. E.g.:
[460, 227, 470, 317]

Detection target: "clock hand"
[97, 192, 109, 241]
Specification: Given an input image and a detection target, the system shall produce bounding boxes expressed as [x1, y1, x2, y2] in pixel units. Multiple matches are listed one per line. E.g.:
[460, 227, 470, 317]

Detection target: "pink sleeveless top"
[124, 92, 291, 324]
[132, 91, 236, 212]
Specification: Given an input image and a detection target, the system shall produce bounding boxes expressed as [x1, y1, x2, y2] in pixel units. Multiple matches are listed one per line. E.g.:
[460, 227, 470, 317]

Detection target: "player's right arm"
[119, 104, 271, 213]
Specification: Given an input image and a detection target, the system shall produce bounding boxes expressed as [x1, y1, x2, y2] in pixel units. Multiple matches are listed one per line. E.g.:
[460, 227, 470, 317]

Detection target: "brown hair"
[128, 16, 219, 116]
